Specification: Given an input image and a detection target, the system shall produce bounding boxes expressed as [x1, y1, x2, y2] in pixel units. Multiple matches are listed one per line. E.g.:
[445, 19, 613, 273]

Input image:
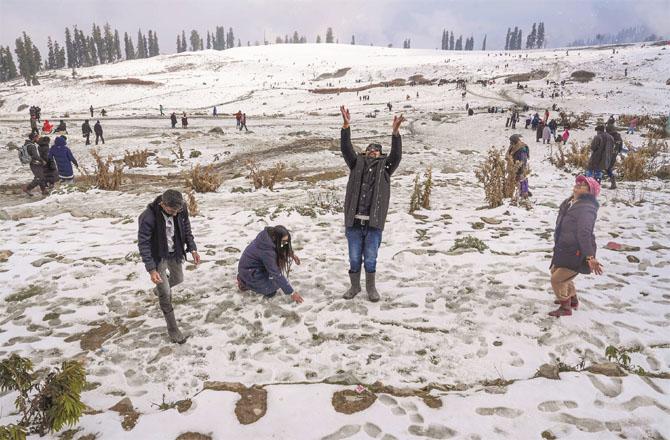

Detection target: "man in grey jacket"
[138, 189, 200, 343]
[339, 105, 404, 302]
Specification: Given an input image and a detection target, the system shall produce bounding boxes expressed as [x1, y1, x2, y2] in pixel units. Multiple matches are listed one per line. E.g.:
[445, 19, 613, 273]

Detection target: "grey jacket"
[551, 193, 599, 274]
[589, 132, 611, 171]
[341, 127, 401, 230]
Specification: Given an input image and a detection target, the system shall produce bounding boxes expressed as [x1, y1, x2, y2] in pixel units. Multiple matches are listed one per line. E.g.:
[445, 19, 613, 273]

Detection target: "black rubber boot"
[343, 271, 361, 299]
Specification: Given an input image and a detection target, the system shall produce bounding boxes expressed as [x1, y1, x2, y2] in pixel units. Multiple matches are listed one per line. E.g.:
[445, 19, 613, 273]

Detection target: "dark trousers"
[346, 221, 383, 273]
[27, 162, 46, 191]
[95, 134, 104, 145]
[84, 133, 90, 145]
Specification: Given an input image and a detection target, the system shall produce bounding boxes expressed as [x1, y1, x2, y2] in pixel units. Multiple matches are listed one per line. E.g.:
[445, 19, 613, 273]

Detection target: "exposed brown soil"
[332, 389, 377, 414]
[98, 78, 160, 86]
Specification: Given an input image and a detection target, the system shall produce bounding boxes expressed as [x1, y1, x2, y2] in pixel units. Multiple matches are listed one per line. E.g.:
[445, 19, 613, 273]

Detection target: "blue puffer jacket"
[238, 229, 293, 295]
[48, 137, 78, 178]
[550, 193, 599, 274]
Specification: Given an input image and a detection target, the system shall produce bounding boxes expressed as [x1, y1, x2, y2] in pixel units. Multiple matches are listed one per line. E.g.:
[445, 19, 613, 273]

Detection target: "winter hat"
[366, 143, 382, 154]
[54, 136, 66, 147]
[576, 175, 601, 197]
[509, 134, 522, 144]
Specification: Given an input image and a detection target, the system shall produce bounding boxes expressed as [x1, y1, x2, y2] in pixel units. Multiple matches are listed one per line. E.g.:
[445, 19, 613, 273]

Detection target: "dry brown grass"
[246, 160, 287, 191]
[616, 136, 669, 181]
[558, 111, 591, 130]
[187, 164, 222, 193]
[618, 114, 668, 138]
[564, 141, 591, 169]
[475, 147, 522, 208]
[409, 167, 433, 213]
[123, 149, 149, 168]
[86, 150, 125, 190]
[186, 190, 199, 216]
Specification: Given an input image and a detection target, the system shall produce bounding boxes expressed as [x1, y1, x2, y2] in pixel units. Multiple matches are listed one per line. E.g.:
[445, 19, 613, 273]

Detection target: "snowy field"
[1, 43, 670, 439]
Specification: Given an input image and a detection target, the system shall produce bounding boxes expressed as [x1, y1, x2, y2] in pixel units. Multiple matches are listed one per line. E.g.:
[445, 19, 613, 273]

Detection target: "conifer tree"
[316, 35, 322, 43]
[125, 32, 135, 59]
[449, 32, 454, 50]
[482, 34, 487, 50]
[47, 37, 55, 69]
[505, 27, 511, 50]
[114, 29, 122, 60]
[536, 22, 545, 48]
[527, 23, 536, 49]
[326, 27, 334, 43]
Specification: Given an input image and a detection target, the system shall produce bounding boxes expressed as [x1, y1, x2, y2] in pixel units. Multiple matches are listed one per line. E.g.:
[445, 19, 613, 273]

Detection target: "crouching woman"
[237, 225, 304, 304]
[548, 175, 603, 317]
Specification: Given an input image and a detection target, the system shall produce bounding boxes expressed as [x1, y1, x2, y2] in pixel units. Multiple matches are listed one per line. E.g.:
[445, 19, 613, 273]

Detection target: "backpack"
[18, 142, 32, 164]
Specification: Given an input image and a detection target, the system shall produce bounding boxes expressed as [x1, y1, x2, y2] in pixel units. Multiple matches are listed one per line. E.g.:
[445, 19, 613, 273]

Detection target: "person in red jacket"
[42, 120, 53, 134]
[233, 110, 242, 128]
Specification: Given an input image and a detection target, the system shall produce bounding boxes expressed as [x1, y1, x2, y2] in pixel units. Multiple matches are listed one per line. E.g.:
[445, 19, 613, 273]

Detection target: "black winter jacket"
[138, 196, 197, 272]
[341, 127, 401, 230]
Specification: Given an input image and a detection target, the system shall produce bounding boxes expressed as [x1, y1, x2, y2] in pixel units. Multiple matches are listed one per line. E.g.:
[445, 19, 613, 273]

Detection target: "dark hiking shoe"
[548, 300, 572, 317]
[366, 272, 380, 303]
[343, 271, 361, 299]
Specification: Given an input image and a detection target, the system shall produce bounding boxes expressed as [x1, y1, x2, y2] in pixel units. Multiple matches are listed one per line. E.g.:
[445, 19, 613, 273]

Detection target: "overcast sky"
[1, 0, 668, 54]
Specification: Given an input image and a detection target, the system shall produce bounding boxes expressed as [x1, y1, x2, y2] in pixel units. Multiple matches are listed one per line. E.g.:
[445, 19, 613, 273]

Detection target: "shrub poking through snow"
[450, 235, 488, 252]
[123, 149, 149, 168]
[617, 136, 669, 181]
[187, 164, 222, 193]
[558, 111, 591, 130]
[409, 167, 433, 213]
[88, 150, 125, 190]
[187, 190, 199, 216]
[189, 150, 202, 158]
[618, 114, 668, 138]
[0, 354, 86, 436]
[246, 159, 286, 191]
[173, 144, 185, 160]
[475, 147, 520, 208]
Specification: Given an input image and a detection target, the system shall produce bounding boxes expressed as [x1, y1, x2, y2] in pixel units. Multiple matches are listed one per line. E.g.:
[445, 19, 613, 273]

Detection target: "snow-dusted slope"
[0, 43, 669, 439]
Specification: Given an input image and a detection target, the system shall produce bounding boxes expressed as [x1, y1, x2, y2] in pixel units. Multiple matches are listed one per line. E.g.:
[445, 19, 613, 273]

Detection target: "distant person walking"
[94, 120, 105, 145]
[82, 119, 92, 145]
[548, 175, 603, 317]
[234, 110, 242, 128]
[507, 134, 530, 200]
[160, 104, 164, 116]
[181, 114, 188, 128]
[89, 105, 94, 117]
[170, 112, 178, 128]
[627, 116, 638, 134]
[213, 106, 218, 117]
[239, 113, 248, 131]
[586, 124, 609, 183]
[21, 132, 48, 196]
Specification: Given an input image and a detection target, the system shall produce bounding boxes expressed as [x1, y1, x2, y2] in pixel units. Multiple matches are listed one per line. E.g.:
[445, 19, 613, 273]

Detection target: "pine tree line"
[504, 22, 544, 50]
[441, 30, 476, 50]
[178, 27, 236, 52]
[274, 31, 308, 44]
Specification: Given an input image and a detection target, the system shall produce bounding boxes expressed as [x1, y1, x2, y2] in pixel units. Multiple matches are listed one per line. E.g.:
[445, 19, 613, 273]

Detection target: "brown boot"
[548, 300, 572, 317]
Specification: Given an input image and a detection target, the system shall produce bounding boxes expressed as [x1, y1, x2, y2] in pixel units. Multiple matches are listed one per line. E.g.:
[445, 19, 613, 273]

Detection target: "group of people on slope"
[137, 107, 405, 343]
[20, 132, 79, 196]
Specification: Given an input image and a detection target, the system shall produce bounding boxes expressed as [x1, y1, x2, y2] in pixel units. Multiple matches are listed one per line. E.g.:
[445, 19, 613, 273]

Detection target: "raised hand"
[340, 105, 351, 128]
[392, 114, 406, 135]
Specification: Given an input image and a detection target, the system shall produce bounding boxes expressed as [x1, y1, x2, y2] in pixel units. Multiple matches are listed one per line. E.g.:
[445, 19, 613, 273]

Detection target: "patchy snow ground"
[1, 43, 670, 439]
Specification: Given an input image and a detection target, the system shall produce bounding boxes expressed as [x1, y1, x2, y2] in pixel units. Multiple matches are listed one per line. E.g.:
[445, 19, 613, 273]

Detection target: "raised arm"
[386, 114, 405, 175]
[340, 105, 357, 169]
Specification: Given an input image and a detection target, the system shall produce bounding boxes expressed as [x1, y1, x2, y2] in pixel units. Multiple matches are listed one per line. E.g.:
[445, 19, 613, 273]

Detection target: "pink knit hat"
[576, 175, 601, 197]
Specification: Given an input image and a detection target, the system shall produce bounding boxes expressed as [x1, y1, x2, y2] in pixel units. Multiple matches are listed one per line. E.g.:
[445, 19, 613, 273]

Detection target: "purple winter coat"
[238, 229, 294, 296]
[550, 193, 599, 274]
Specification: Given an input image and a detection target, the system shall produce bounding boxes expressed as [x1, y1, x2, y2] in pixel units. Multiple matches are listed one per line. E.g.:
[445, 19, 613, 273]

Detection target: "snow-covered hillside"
[0, 43, 669, 439]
